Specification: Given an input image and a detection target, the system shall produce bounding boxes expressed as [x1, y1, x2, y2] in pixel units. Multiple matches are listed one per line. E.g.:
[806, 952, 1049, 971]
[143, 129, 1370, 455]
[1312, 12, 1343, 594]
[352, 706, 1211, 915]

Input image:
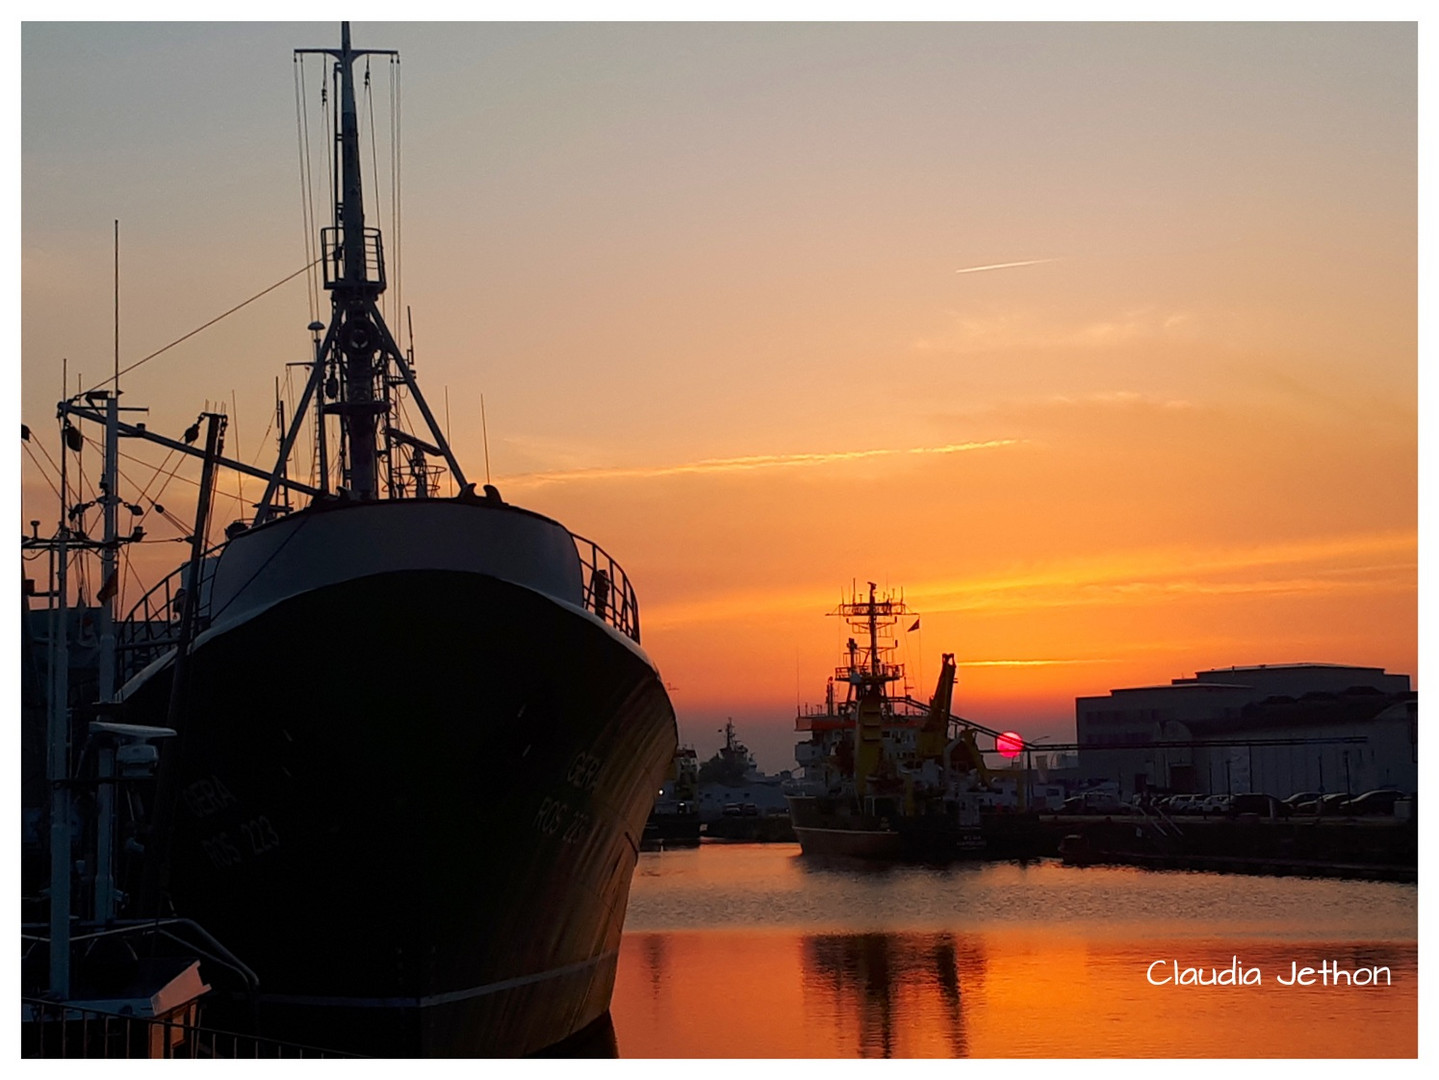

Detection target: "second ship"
[785, 584, 998, 860]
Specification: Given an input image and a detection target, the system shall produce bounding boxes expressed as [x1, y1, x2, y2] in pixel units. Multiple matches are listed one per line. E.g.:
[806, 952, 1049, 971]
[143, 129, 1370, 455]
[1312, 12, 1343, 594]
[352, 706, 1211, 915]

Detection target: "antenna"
[232, 389, 244, 509]
[481, 394, 492, 486]
[113, 220, 119, 391]
[275, 376, 292, 512]
[60, 358, 68, 529]
[795, 648, 801, 713]
[444, 385, 453, 497]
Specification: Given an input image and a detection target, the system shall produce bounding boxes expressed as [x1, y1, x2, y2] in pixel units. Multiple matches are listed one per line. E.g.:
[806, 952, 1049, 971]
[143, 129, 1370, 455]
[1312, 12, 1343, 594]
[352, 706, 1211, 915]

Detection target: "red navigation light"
[996, 731, 1024, 759]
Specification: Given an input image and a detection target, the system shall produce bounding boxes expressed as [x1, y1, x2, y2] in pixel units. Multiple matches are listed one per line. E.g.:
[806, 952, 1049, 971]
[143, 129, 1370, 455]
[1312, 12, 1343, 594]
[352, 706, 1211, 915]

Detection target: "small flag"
[907, 618, 920, 632]
[97, 571, 119, 604]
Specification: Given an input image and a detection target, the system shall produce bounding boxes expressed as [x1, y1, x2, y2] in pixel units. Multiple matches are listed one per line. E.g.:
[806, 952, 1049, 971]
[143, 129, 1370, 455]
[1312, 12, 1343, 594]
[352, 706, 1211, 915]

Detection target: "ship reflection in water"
[610, 845, 1416, 1057]
[802, 931, 980, 1057]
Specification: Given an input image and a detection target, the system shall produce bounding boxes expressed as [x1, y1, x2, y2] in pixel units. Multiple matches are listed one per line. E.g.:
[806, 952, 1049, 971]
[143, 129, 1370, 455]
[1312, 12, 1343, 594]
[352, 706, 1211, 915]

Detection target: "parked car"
[1061, 793, 1134, 815]
[1167, 794, 1203, 814]
[1200, 794, 1233, 814]
[1340, 789, 1404, 816]
[1281, 791, 1323, 811]
[1228, 793, 1289, 818]
[1294, 792, 1350, 815]
[1082, 791, 1129, 814]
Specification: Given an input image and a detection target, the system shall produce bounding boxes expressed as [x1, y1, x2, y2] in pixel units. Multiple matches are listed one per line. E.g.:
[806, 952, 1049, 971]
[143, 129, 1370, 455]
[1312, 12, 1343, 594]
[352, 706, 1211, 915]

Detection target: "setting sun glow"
[20, 22, 1415, 770]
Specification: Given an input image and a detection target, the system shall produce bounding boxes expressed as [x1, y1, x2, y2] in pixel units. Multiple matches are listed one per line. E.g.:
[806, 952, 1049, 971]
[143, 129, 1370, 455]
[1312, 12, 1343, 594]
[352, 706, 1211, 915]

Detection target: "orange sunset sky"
[19, 19, 1417, 771]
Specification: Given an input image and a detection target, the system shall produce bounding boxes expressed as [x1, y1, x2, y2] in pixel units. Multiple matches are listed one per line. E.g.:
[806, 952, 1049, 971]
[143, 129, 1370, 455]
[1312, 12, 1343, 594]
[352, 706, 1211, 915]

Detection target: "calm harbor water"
[610, 843, 1417, 1058]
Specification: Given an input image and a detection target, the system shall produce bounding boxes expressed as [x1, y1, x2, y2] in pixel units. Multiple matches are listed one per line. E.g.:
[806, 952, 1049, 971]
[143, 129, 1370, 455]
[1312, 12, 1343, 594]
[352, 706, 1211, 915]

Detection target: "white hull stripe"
[257, 950, 617, 1010]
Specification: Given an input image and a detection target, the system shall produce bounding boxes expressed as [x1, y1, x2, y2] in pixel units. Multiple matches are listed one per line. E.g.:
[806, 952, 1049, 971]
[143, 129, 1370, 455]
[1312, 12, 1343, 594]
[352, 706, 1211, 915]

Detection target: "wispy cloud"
[958, 658, 1119, 667]
[918, 532, 1417, 615]
[503, 439, 1020, 488]
[954, 258, 1061, 275]
[912, 306, 1194, 353]
[1041, 390, 1196, 411]
[641, 531, 1416, 631]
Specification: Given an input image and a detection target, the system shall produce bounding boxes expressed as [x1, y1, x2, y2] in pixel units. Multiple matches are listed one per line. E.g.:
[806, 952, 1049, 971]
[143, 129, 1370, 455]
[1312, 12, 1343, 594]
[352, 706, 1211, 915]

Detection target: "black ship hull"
[786, 795, 984, 862]
[791, 823, 904, 859]
[121, 568, 676, 1056]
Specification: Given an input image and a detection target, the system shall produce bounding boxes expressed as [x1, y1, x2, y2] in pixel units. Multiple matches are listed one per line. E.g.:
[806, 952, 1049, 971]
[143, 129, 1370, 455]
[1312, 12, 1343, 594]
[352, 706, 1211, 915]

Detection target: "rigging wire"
[250, 398, 278, 471]
[280, 365, 311, 489]
[364, 57, 384, 327]
[294, 54, 320, 323]
[203, 432, 223, 554]
[80, 261, 318, 397]
[129, 446, 178, 506]
[70, 399, 100, 515]
[392, 392, 416, 496]
[21, 442, 64, 504]
[323, 63, 335, 233]
[444, 386, 453, 498]
[71, 547, 90, 607]
[130, 465, 257, 516]
[203, 514, 308, 625]
[25, 429, 65, 485]
[392, 55, 402, 323]
[120, 544, 138, 617]
[230, 390, 245, 511]
[117, 450, 200, 533]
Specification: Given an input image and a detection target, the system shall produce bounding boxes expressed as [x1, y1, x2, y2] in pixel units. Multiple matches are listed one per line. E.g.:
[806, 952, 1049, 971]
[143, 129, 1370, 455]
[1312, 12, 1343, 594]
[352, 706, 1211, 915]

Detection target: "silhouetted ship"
[34, 23, 676, 1057]
[698, 721, 795, 841]
[785, 584, 988, 860]
[643, 747, 701, 848]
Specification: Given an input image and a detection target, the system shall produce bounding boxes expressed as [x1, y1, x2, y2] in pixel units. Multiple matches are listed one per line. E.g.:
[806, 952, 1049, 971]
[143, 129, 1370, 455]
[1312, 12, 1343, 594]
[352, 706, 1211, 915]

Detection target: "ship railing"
[320, 226, 386, 289]
[571, 534, 641, 644]
[20, 996, 361, 1059]
[115, 549, 221, 684]
[833, 661, 903, 682]
[796, 714, 854, 732]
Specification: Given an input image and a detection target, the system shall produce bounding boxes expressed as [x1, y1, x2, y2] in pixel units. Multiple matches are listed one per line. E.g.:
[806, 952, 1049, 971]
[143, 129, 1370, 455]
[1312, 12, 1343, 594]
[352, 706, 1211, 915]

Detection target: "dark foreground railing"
[21, 997, 360, 1059]
[114, 527, 644, 666]
[115, 546, 221, 684]
[572, 534, 641, 643]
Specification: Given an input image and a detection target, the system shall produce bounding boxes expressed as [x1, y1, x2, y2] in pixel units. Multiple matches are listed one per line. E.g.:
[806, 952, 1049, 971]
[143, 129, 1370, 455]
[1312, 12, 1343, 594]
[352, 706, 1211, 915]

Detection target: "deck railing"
[572, 534, 641, 643]
[320, 226, 386, 289]
[115, 550, 220, 684]
[21, 997, 359, 1059]
[114, 531, 643, 667]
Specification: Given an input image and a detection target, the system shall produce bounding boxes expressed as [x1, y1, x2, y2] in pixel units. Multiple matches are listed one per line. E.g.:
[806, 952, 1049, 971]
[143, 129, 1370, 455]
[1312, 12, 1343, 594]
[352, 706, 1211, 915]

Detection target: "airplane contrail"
[954, 258, 1059, 275]
[505, 440, 1020, 487]
[958, 658, 1118, 667]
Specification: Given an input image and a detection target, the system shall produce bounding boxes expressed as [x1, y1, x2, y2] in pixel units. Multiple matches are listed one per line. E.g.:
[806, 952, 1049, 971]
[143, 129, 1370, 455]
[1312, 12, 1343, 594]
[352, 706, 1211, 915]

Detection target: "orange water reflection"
[611, 929, 1416, 1058]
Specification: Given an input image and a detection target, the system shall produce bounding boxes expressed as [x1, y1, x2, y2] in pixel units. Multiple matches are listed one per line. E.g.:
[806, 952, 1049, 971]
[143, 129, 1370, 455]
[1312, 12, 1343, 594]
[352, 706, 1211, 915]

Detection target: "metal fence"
[114, 549, 220, 683]
[572, 533, 641, 643]
[21, 996, 359, 1059]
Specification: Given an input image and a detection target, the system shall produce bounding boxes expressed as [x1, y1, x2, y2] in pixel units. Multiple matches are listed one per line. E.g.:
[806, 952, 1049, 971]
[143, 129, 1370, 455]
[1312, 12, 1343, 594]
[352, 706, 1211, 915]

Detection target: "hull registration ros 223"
[123, 551, 676, 1055]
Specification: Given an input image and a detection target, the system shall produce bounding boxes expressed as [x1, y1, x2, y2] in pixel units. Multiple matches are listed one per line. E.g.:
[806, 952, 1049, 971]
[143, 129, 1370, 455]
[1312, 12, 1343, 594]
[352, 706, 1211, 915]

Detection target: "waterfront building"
[1075, 664, 1416, 799]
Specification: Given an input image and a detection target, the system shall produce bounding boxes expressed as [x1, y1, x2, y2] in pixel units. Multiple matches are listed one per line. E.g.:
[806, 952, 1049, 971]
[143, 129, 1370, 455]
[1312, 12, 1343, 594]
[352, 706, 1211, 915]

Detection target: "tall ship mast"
[254, 23, 464, 518]
[25, 23, 676, 1057]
